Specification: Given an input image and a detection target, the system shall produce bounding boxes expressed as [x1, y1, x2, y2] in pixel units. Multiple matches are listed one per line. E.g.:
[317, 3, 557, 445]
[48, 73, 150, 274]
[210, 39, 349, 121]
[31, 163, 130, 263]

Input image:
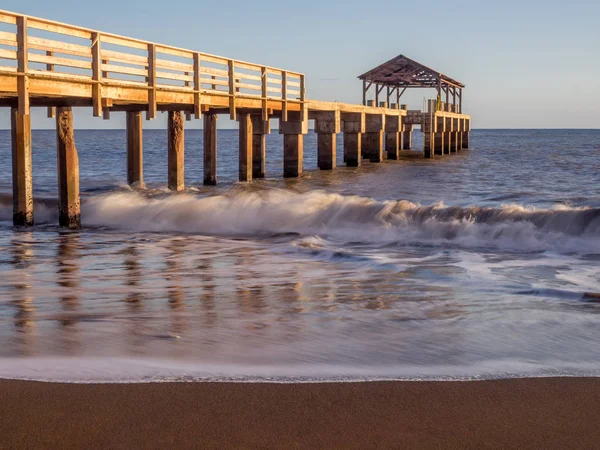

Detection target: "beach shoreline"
[1, 377, 600, 449]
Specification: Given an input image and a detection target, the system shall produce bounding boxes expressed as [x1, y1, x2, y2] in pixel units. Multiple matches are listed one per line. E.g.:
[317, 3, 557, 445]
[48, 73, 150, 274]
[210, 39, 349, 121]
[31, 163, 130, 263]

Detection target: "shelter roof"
[358, 55, 464, 89]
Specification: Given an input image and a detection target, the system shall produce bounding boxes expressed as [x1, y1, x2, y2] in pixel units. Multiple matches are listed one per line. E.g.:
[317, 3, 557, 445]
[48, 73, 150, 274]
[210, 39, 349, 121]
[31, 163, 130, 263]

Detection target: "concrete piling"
[251, 116, 269, 178]
[313, 111, 340, 170]
[280, 113, 307, 178]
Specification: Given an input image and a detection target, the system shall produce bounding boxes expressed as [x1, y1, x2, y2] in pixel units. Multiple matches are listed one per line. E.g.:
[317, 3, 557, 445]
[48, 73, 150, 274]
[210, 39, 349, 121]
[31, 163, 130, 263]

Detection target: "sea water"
[0, 128, 599, 383]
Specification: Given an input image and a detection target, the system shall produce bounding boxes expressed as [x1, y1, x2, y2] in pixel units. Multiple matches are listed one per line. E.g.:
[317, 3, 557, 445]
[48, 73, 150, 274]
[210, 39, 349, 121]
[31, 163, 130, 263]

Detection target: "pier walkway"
[0, 10, 470, 228]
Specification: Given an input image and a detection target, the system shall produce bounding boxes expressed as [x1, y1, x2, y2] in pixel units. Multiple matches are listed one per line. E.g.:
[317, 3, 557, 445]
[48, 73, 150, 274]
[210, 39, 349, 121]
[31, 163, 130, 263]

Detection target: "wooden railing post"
[228, 60, 236, 120]
[46, 51, 55, 118]
[91, 32, 101, 117]
[147, 43, 156, 120]
[261, 66, 268, 121]
[281, 71, 288, 122]
[300, 74, 306, 121]
[16, 16, 29, 116]
[193, 52, 201, 119]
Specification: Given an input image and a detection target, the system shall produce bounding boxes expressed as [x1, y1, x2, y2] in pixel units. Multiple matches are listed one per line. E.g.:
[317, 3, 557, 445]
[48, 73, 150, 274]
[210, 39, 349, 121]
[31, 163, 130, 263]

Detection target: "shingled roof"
[358, 54, 464, 89]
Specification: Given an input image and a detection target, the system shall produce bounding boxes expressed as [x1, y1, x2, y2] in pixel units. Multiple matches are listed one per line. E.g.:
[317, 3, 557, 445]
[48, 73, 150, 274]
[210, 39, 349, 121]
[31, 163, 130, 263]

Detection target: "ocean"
[0, 128, 599, 382]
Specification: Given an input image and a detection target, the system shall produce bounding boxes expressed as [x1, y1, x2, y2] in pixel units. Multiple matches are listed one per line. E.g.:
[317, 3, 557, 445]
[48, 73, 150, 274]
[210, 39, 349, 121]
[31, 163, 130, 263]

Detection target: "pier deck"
[0, 9, 470, 228]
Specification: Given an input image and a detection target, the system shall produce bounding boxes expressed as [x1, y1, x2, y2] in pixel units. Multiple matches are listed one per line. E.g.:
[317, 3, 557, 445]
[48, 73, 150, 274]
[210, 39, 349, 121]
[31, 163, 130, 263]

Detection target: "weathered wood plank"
[0, 31, 16, 43]
[101, 63, 147, 77]
[28, 19, 92, 39]
[234, 72, 262, 82]
[29, 53, 92, 70]
[156, 45, 193, 59]
[156, 71, 193, 82]
[0, 12, 17, 24]
[198, 66, 228, 78]
[29, 36, 91, 57]
[0, 48, 16, 60]
[155, 58, 194, 72]
[101, 34, 147, 50]
[100, 49, 147, 65]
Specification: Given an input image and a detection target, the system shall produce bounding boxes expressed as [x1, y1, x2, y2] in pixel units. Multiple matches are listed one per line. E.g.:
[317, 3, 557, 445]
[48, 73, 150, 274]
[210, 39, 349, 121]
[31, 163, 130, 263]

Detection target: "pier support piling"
[167, 111, 185, 191]
[450, 132, 458, 153]
[56, 107, 80, 229]
[364, 114, 384, 163]
[434, 133, 445, 156]
[402, 125, 413, 150]
[203, 113, 218, 185]
[279, 113, 307, 178]
[126, 111, 144, 187]
[11, 107, 33, 227]
[313, 111, 340, 170]
[238, 113, 253, 182]
[462, 119, 470, 149]
[343, 133, 362, 167]
[342, 112, 365, 167]
[385, 114, 402, 160]
[251, 116, 269, 178]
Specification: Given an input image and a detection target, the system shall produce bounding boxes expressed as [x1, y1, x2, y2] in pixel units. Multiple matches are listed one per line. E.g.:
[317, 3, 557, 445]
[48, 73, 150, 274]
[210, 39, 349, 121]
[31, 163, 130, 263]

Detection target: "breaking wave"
[1, 190, 599, 253]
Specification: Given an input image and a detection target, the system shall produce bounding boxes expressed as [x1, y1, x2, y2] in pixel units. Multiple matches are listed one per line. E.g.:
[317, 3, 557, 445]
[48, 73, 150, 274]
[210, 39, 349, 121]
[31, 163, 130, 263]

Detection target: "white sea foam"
[1, 190, 599, 253]
[0, 357, 599, 384]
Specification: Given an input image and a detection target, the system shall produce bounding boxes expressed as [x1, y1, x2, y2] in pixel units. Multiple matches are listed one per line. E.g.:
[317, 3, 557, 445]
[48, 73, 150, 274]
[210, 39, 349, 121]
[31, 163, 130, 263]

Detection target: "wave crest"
[2, 190, 599, 253]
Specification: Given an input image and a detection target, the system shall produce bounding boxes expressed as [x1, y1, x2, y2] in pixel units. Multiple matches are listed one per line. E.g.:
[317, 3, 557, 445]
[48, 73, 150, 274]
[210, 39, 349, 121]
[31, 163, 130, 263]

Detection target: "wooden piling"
[238, 113, 253, 182]
[167, 111, 184, 191]
[203, 113, 218, 185]
[56, 107, 80, 229]
[126, 111, 144, 187]
[11, 107, 33, 227]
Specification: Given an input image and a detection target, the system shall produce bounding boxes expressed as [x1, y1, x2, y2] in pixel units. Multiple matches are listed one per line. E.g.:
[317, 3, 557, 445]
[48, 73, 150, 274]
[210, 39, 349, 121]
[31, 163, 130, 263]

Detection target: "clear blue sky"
[1, 0, 599, 129]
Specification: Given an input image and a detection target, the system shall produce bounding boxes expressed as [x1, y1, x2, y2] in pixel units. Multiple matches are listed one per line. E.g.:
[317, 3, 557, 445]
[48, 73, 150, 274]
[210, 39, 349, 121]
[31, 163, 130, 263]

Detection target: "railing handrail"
[0, 9, 304, 77]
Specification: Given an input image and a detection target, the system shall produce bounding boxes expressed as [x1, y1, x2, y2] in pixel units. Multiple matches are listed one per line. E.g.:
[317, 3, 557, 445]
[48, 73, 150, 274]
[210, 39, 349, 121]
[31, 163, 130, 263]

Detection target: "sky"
[0, 0, 599, 129]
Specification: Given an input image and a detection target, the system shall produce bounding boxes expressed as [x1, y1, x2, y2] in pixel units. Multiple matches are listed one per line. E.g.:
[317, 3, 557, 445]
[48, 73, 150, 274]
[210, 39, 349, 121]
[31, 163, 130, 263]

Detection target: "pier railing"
[0, 9, 305, 120]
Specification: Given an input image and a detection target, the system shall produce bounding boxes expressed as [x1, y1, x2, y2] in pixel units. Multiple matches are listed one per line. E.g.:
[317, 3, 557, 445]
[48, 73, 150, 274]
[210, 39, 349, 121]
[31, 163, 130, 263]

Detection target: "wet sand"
[1, 378, 600, 449]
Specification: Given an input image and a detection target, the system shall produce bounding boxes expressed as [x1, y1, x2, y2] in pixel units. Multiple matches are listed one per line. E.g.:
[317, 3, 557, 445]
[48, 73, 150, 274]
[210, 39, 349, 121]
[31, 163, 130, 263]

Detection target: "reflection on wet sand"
[10, 234, 36, 355]
[122, 244, 143, 304]
[0, 232, 473, 370]
[164, 239, 186, 347]
[55, 232, 82, 355]
[56, 232, 80, 327]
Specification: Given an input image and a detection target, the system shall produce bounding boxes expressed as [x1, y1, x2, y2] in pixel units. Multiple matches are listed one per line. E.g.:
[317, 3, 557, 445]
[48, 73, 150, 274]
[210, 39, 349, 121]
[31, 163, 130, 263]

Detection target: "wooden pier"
[0, 10, 470, 229]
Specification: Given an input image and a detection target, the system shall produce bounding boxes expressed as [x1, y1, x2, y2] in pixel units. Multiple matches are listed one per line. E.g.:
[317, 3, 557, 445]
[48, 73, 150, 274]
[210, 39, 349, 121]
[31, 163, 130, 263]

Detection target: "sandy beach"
[1, 378, 600, 449]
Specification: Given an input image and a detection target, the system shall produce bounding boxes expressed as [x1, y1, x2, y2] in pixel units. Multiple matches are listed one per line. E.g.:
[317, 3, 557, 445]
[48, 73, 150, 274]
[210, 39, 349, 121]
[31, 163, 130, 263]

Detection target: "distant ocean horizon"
[0, 129, 599, 383]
